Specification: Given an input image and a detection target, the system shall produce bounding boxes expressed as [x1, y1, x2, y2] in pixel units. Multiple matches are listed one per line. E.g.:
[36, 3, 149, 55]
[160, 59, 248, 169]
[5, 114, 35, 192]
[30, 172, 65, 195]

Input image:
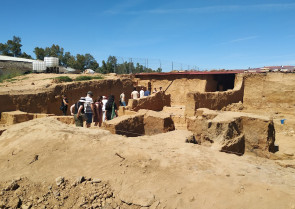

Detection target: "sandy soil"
[0, 117, 294, 209]
[0, 73, 118, 95]
[0, 73, 295, 209]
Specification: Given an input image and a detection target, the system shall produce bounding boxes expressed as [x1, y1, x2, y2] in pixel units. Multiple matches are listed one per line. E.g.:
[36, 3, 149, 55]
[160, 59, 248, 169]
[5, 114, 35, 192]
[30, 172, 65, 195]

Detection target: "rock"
[7, 197, 22, 208]
[55, 176, 64, 186]
[21, 202, 32, 209]
[220, 134, 245, 155]
[185, 135, 197, 144]
[76, 176, 86, 184]
[283, 151, 294, 157]
[119, 190, 155, 207]
[150, 201, 160, 209]
[31, 82, 35, 85]
[91, 178, 101, 184]
[5, 181, 19, 191]
[53, 191, 60, 197]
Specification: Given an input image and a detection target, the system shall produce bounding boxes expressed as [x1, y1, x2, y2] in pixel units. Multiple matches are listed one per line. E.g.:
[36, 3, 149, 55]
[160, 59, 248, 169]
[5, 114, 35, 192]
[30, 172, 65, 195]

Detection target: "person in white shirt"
[84, 91, 94, 128]
[102, 96, 108, 122]
[131, 88, 139, 99]
[140, 88, 144, 98]
[120, 92, 126, 106]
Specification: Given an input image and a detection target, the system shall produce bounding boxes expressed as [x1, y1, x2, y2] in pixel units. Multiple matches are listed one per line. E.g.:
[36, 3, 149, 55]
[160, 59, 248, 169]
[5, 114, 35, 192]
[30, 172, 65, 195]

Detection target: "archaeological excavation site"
[0, 71, 295, 209]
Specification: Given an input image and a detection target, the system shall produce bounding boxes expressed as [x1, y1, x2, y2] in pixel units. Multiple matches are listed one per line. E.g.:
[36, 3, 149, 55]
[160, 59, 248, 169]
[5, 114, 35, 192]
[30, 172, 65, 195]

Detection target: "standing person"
[70, 97, 86, 127]
[159, 87, 163, 92]
[93, 96, 103, 127]
[131, 87, 139, 99]
[140, 88, 144, 98]
[84, 91, 94, 128]
[152, 88, 158, 94]
[102, 96, 108, 122]
[105, 95, 118, 121]
[144, 88, 150, 96]
[120, 92, 126, 106]
[60, 94, 69, 115]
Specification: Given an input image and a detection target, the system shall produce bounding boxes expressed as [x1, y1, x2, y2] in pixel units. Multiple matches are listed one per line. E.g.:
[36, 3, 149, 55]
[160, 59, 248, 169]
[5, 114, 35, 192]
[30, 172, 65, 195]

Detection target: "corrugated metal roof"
[0, 55, 35, 63]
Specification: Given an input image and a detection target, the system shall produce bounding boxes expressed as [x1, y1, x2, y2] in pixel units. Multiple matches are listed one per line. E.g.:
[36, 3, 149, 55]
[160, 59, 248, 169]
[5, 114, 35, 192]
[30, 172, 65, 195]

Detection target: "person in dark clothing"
[60, 94, 69, 115]
[70, 97, 86, 127]
[105, 95, 118, 121]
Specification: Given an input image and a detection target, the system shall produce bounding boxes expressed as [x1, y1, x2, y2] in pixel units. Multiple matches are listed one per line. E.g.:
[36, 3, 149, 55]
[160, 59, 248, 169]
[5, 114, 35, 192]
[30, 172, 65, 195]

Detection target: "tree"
[0, 36, 23, 57]
[7, 36, 22, 57]
[107, 56, 117, 73]
[20, 52, 33, 59]
[84, 53, 99, 70]
[100, 60, 108, 74]
[34, 47, 46, 60]
[75, 54, 86, 71]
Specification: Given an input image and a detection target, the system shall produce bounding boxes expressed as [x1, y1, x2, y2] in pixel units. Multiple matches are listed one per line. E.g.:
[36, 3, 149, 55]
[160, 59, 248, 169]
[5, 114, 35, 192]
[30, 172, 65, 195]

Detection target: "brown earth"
[0, 118, 295, 209]
[0, 72, 295, 209]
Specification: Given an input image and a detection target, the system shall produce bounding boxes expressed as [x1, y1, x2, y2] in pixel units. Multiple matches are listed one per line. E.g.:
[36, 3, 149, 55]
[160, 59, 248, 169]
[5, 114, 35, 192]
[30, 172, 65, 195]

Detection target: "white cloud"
[104, 3, 295, 15]
[219, 36, 259, 45]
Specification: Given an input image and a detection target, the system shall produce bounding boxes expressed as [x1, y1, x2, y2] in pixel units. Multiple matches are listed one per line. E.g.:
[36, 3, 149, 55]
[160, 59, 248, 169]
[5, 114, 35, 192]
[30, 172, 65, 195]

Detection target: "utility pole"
[172, 62, 173, 71]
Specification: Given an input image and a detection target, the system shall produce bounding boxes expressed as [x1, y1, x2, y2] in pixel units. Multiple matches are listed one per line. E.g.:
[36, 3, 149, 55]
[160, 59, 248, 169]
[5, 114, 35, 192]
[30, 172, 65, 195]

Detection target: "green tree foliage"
[0, 36, 32, 58]
[33, 47, 46, 60]
[1, 36, 162, 74]
[20, 52, 33, 59]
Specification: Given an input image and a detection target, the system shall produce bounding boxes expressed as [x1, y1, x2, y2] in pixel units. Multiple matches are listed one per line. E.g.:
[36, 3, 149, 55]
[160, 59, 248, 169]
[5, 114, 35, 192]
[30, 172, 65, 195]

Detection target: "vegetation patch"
[0, 71, 23, 83]
[53, 76, 73, 83]
[75, 75, 103, 81]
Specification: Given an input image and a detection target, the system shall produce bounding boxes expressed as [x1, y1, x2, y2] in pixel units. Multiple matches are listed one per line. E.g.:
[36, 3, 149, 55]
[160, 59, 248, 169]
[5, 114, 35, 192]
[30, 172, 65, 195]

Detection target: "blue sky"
[1, 0, 295, 71]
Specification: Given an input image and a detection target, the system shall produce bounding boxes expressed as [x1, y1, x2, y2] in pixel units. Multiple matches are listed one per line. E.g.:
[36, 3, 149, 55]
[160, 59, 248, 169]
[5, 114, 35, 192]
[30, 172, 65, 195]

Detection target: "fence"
[115, 56, 200, 73]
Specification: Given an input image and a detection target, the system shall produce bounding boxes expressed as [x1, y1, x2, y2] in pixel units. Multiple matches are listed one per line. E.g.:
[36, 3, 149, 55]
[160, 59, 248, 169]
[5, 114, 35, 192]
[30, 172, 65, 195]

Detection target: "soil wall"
[243, 73, 295, 112]
[135, 74, 219, 105]
[0, 79, 134, 117]
[185, 74, 244, 116]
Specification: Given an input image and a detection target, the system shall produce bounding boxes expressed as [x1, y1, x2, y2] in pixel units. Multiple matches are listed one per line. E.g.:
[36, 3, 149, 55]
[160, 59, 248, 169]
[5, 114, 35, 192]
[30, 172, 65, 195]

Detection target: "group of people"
[59, 86, 163, 127]
[128, 86, 162, 100]
[60, 91, 118, 128]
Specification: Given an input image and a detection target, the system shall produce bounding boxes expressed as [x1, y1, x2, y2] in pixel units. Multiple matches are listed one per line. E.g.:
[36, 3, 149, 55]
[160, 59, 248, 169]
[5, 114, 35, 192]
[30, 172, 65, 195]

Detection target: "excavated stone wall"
[185, 74, 244, 116]
[104, 110, 175, 137]
[0, 79, 134, 117]
[187, 108, 275, 156]
[127, 91, 171, 112]
[135, 74, 218, 105]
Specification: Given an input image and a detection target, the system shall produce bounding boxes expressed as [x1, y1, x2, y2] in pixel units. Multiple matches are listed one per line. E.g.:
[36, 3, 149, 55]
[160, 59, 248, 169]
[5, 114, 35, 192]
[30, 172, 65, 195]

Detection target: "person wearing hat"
[70, 97, 87, 127]
[84, 91, 94, 128]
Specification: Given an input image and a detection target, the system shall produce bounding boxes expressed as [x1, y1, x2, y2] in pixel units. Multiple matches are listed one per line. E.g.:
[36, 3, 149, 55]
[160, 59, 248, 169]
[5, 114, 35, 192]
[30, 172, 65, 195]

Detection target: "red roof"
[135, 70, 245, 76]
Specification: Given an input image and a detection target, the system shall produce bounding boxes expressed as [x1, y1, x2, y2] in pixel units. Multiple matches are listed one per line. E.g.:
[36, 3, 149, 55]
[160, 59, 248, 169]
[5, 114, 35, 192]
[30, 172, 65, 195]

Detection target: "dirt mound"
[0, 177, 140, 209]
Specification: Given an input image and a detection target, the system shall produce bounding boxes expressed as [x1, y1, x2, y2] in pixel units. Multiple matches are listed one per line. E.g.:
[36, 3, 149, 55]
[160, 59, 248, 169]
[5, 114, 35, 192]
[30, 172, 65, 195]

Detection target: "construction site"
[0, 71, 295, 209]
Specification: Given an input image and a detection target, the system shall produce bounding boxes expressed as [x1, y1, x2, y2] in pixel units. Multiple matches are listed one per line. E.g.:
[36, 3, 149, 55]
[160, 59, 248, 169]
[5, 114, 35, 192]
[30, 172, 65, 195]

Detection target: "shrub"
[53, 76, 73, 83]
[75, 76, 92, 81]
[75, 75, 103, 81]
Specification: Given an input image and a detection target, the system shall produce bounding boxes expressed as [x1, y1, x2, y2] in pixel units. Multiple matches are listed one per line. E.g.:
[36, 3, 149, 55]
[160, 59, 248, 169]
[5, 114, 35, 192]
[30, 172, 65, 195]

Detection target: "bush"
[75, 75, 103, 81]
[75, 76, 92, 81]
[53, 76, 73, 83]
[92, 75, 103, 80]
